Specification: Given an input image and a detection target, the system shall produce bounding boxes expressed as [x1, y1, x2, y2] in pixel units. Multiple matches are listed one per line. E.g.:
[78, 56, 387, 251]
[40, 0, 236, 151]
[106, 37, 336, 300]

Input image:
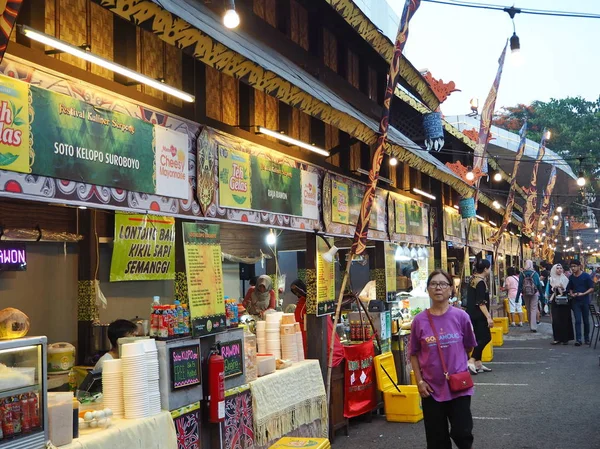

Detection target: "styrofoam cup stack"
[296, 332, 305, 362]
[265, 335, 281, 359]
[256, 321, 267, 354]
[121, 342, 150, 419]
[102, 359, 124, 418]
[281, 333, 298, 362]
[142, 339, 160, 381]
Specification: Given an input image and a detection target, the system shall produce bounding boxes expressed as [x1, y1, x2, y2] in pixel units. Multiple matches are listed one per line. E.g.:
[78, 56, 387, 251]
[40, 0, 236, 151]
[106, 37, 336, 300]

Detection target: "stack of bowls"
[265, 314, 281, 359]
[102, 359, 124, 418]
[121, 342, 149, 419]
[142, 339, 161, 416]
[256, 321, 266, 354]
[280, 324, 298, 362]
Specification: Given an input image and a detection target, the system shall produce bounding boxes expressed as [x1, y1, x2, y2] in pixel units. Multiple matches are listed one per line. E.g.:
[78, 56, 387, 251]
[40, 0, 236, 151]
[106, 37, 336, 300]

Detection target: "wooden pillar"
[304, 232, 327, 381]
[77, 209, 100, 365]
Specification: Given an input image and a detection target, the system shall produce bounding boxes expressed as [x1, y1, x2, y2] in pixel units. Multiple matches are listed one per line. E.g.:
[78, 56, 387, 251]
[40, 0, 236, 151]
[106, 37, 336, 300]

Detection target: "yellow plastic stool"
[269, 438, 331, 449]
[490, 326, 504, 347]
[482, 341, 494, 362]
[493, 317, 509, 335]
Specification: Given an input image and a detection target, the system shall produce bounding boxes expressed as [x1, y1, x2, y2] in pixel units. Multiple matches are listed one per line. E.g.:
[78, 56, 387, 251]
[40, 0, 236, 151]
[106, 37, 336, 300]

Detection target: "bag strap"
[426, 309, 449, 379]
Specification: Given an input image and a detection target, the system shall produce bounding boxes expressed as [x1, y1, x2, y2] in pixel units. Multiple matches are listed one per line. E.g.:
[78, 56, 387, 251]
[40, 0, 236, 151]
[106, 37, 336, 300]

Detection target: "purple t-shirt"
[410, 306, 477, 402]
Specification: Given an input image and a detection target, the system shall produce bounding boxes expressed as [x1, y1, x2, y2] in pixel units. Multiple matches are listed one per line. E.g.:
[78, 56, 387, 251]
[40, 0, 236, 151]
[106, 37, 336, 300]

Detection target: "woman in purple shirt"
[410, 270, 478, 449]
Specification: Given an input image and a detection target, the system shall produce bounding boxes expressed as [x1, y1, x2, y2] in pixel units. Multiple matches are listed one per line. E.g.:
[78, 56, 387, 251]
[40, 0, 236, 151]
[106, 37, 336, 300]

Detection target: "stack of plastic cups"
[280, 324, 298, 362]
[265, 314, 281, 359]
[121, 342, 149, 419]
[295, 323, 305, 362]
[142, 339, 161, 416]
[256, 321, 266, 354]
[101, 359, 124, 418]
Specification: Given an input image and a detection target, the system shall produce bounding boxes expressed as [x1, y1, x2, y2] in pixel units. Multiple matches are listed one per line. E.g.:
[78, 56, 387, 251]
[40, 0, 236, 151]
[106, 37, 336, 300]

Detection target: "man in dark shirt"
[567, 260, 595, 346]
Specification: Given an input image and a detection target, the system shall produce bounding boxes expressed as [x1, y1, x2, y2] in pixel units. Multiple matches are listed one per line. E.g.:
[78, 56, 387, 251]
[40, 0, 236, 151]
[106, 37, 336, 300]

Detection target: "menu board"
[316, 236, 336, 316]
[384, 243, 397, 302]
[221, 339, 243, 379]
[182, 223, 227, 337]
[170, 344, 201, 390]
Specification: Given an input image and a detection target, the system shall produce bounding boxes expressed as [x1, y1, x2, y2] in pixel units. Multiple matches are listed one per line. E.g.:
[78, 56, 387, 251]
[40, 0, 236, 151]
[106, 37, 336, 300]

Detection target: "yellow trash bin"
[490, 326, 504, 347]
[270, 438, 331, 449]
[515, 306, 529, 324]
[493, 317, 509, 335]
[482, 341, 494, 362]
[374, 353, 423, 423]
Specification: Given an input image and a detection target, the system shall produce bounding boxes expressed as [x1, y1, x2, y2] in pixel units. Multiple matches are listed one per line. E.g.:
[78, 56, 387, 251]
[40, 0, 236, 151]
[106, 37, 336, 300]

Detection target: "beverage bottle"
[29, 393, 40, 428]
[174, 300, 184, 335]
[224, 297, 231, 327]
[182, 305, 190, 336]
[20, 395, 30, 433]
[158, 306, 168, 340]
[11, 397, 21, 435]
[2, 398, 14, 437]
[150, 305, 159, 337]
[168, 305, 176, 339]
[151, 296, 161, 313]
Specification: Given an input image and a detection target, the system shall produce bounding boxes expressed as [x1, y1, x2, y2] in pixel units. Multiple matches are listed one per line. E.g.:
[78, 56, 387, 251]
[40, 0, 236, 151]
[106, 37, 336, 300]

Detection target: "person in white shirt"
[93, 319, 138, 372]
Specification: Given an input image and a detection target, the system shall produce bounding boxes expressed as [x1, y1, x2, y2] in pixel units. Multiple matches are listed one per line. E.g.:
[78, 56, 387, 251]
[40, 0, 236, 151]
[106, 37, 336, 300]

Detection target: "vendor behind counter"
[243, 275, 276, 317]
[93, 320, 138, 372]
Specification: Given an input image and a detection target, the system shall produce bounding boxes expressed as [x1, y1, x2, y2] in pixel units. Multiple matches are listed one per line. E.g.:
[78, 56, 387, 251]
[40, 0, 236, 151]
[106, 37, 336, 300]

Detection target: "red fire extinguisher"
[208, 345, 225, 423]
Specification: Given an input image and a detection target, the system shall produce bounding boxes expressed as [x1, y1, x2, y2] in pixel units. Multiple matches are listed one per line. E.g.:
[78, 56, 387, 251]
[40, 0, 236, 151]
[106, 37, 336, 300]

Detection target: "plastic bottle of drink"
[182, 305, 190, 336]
[167, 305, 176, 339]
[28, 393, 40, 428]
[150, 305, 159, 337]
[174, 300, 184, 335]
[151, 296, 161, 313]
[158, 306, 168, 340]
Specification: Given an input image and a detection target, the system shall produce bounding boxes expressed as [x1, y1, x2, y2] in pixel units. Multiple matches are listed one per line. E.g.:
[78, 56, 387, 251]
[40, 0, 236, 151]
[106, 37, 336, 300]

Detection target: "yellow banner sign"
[0, 75, 30, 173]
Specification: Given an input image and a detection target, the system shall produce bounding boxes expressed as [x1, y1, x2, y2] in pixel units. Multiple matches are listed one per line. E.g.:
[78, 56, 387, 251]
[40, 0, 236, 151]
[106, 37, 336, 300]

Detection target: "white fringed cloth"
[250, 360, 328, 447]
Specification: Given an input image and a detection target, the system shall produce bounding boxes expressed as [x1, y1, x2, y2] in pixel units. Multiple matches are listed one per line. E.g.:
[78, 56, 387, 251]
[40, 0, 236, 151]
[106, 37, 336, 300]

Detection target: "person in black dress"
[466, 259, 494, 374]
[549, 264, 574, 345]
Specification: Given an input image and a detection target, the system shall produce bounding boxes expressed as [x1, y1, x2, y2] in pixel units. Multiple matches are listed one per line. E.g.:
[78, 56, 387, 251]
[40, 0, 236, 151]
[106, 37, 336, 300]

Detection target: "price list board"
[316, 236, 335, 316]
[182, 223, 226, 337]
[170, 344, 201, 390]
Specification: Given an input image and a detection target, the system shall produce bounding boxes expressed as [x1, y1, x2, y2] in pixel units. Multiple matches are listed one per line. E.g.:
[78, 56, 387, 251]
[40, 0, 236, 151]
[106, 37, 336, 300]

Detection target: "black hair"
[249, 276, 258, 286]
[570, 259, 582, 266]
[474, 259, 491, 273]
[507, 266, 516, 276]
[426, 270, 453, 287]
[290, 279, 307, 296]
[107, 319, 138, 348]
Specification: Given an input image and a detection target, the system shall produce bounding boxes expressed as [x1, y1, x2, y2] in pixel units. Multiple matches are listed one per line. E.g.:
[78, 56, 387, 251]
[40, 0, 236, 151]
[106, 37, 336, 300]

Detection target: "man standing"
[567, 260, 594, 346]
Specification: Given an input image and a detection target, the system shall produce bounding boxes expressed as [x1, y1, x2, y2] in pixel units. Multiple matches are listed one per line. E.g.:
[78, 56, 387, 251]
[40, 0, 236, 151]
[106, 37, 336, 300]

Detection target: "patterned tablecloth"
[250, 360, 328, 448]
[58, 410, 177, 449]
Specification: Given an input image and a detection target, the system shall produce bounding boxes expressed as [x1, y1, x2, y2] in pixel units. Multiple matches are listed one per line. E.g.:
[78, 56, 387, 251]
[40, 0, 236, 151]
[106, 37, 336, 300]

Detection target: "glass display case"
[0, 336, 48, 448]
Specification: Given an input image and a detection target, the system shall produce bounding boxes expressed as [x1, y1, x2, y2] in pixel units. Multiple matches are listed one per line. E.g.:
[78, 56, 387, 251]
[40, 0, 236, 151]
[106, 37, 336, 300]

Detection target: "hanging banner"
[369, 190, 387, 231]
[218, 146, 252, 209]
[155, 127, 189, 199]
[0, 0, 23, 65]
[301, 170, 319, 220]
[182, 223, 226, 337]
[0, 75, 190, 199]
[522, 130, 548, 236]
[0, 75, 29, 173]
[343, 340, 376, 418]
[332, 179, 350, 224]
[395, 199, 407, 234]
[110, 213, 175, 282]
[316, 236, 336, 316]
[384, 242, 397, 302]
[251, 155, 302, 216]
[406, 201, 425, 236]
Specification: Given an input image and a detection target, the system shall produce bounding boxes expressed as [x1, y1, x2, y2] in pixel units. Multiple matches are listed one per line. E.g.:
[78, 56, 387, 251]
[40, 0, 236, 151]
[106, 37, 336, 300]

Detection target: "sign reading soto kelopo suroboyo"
[220, 339, 243, 378]
[0, 243, 26, 271]
[170, 344, 201, 390]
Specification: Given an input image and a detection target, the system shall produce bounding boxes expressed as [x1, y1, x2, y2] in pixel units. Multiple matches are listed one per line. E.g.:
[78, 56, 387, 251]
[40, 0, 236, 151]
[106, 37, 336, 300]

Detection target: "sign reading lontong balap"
[182, 223, 226, 337]
[110, 213, 176, 282]
[0, 75, 189, 199]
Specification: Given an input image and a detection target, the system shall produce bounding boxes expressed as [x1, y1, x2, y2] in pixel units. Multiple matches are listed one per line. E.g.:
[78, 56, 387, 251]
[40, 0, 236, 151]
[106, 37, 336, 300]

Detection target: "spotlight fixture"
[493, 172, 502, 182]
[389, 156, 398, 167]
[492, 201, 501, 209]
[223, 0, 240, 29]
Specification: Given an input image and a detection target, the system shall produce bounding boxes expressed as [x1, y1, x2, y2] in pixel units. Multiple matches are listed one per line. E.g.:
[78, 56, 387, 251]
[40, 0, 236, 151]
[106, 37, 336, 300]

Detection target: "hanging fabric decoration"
[489, 121, 527, 246]
[532, 164, 558, 256]
[0, 0, 24, 64]
[521, 129, 548, 236]
[423, 112, 445, 152]
[343, 339, 376, 418]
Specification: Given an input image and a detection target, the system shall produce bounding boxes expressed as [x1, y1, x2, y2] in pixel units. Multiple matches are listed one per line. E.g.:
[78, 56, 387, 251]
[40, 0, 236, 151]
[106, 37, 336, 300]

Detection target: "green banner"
[30, 86, 155, 193]
[182, 223, 226, 337]
[110, 213, 175, 282]
[250, 155, 302, 216]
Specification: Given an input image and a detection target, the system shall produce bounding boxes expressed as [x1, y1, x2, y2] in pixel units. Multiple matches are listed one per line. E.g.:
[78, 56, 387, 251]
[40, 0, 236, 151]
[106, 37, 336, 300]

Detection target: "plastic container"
[48, 392, 74, 447]
[256, 355, 276, 377]
[243, 325, 257, 382]
[374, 353, 423, 423]
[269, 437, 331, 449]
[482, 341, 494, 362]
[493, 317, 509, 335]
[490, 326, 504, 347]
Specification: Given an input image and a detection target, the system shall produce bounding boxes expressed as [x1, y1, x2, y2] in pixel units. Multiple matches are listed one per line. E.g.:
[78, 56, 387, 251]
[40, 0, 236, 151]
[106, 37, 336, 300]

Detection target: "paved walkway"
[332, 317, 600, 449]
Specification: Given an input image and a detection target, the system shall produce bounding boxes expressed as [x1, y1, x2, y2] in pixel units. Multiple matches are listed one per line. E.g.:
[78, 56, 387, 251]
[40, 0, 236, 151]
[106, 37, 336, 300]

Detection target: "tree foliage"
[493, 97, 600, 177]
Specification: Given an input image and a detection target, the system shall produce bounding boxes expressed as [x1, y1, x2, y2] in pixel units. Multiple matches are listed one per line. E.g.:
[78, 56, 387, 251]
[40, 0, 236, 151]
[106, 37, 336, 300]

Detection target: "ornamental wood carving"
[462, 127, 493, 143]
[422, 71, 460, 103]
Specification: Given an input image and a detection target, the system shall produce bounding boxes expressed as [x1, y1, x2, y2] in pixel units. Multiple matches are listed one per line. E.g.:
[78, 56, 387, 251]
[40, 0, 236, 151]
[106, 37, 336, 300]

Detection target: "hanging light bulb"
[576, 235, 581, 240]
[556, 206, 563, 213]
[545, 130, 552, 140]
[596, 229, 599, 233]
[223, 0, 240, 29]
[465, 170, 475, 181]
[577, 171, 586, 187]
[389, 156, 398, 167]
[551, 225, 556, 230]
[541, 220, 546, 226]
[266, 229, 277, 246]
[493, 172, 502, 182]
[586, 222, 592, 228]
[566, 237, 571, 241]
[553, 215, 559, 221]
[510, 32, 520, 53]
[492, 201, 501, 209]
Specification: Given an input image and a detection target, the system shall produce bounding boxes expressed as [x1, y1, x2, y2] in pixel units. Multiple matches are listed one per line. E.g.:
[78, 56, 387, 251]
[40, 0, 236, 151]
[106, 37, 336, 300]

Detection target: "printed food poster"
[395, 199, 407, 234]
[155, 127, 189, 200]
[218, 146, 251, 209]
[332, 179, 350, 224]
[301, 170, 319, 220]
[0, 75, 29, 173]
[182, 223, 226, 337]
[250, 155, 302, 216]
[110, 213, 175, 281]
[349, 183, 365, 225]
[316, 236, 335, 316]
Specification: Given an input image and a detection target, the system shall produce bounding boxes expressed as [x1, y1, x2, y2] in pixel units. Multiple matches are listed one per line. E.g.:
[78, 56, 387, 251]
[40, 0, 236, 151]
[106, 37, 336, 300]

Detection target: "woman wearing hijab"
[549, 264, 574, 345]
[243, 274, 276, 317]
[290, 279, 307, 354]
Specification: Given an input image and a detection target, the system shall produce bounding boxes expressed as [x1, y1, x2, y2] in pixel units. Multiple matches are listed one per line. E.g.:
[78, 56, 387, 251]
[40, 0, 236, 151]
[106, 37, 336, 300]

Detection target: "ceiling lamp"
[223, 0, 240, 29]
[566, 237, 571, 241]
[492, 201, 501, 209]
[541, 220, 546, 226]
[493, 173, 502, 182]
[257, 127, 329, 156]
[489, 220, 497, 227]
[551, 225, 556, 230]
[19, 25, 195, 102]
[389, 156, 398, 166]
[413, 188, 436, 201]
[596, 229, 599, 233]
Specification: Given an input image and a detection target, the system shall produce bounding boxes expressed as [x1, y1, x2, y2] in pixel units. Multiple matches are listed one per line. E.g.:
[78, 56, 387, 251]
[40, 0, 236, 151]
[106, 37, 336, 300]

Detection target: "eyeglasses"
[428, 282, 451, 290]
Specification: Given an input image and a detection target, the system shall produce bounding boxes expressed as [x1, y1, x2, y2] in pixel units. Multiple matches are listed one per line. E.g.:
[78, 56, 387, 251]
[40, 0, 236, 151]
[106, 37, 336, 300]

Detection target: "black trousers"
[422, 395, 474, 449]
[471, 318, 492, 361]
